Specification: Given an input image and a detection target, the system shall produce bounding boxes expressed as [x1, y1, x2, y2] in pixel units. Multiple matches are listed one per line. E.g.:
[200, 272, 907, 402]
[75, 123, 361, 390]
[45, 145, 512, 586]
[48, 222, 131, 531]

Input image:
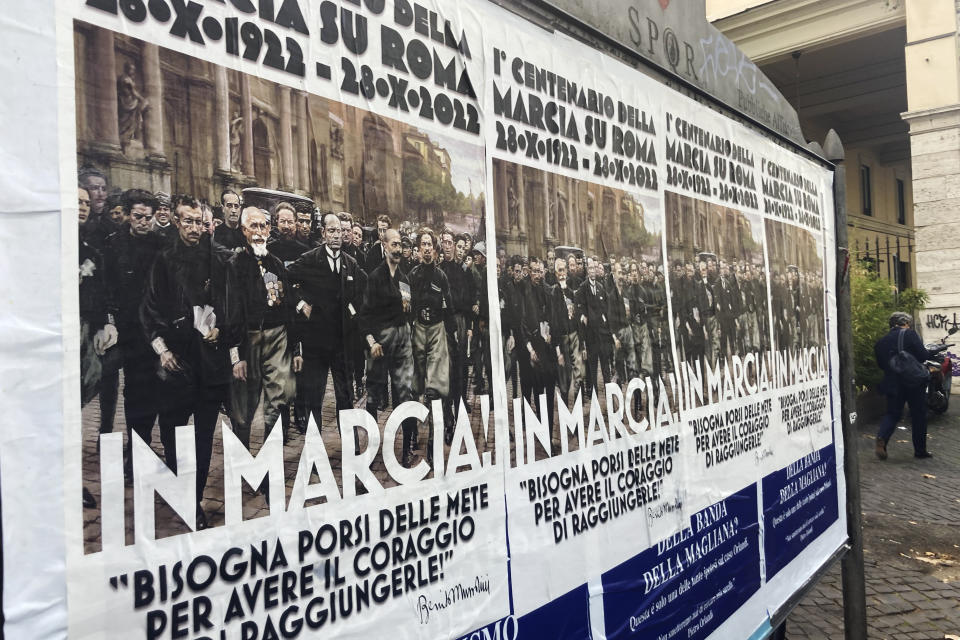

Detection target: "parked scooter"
[925, 326, 957, 414]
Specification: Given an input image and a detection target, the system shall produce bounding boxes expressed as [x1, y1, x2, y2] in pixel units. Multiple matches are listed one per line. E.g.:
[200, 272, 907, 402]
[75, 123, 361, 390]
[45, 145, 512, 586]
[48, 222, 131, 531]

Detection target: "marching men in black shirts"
[77, 162, 501, 529]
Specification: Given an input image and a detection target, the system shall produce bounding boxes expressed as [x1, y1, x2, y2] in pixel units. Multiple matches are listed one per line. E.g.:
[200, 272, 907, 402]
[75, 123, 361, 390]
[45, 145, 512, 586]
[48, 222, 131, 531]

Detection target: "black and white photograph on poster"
[665, 190, 770, 382]
[73, 21, 496, 552]
[765, 219, 825, 353]
[491, 158, 676, 462]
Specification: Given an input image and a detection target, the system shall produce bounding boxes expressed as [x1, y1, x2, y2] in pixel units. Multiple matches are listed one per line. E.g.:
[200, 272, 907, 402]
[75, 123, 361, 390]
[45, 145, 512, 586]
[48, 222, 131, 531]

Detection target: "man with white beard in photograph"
[229, 207, 299, 451]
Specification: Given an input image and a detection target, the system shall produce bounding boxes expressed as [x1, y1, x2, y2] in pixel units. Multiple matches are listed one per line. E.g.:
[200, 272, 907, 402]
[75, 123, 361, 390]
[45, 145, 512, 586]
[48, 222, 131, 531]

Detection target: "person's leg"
[330, 350, 355, 430]
[229, 334, 256, 449]
[259, 327, 292, 441]
[365, 351, 387, 421]
[122, 352, 158, 478]
[876, 387, 906, 459]
[193, 400, 219, 501]
[599, 340, 614, 386]
[569, 332, 584, 404]
[557, 335, 572, 399]
[905, 384, 930, 456]
[620, 328, 638, 382]
[456, 315, 469, 407]
[351, 333, 366, 397]
[192, 395, 222, 529]
[158, 405, 192, 474]
[517, 348, 533, 405]
[545, 375, 557, 443]
[297, 352, 322, 430]
[389, 326, 417, 458]
[98, 346, 122, 435]
[585, 344, 599, 392]
[509, 347, 519, 399]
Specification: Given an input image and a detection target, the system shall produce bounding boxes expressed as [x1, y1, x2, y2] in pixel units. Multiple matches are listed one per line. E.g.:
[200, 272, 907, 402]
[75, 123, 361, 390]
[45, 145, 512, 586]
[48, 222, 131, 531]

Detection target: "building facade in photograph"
[73, 21, 469, 226]
[491, 159, 648, 259]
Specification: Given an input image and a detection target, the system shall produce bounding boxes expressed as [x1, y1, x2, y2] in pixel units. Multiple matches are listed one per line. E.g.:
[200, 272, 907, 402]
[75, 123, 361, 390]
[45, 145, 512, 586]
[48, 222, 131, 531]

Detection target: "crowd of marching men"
[76, 167, 488, 528]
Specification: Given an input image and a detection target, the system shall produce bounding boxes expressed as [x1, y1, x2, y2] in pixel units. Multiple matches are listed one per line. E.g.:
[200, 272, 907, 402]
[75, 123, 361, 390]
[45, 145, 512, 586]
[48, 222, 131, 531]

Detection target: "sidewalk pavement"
[786, 408, 960, 639]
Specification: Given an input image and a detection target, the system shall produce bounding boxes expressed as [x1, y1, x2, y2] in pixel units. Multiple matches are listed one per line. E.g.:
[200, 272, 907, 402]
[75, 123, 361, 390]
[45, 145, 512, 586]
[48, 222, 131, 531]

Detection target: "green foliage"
[402, 158, 463, 222]
[850, 261, 929, 390]
[620, 209, 653, 250]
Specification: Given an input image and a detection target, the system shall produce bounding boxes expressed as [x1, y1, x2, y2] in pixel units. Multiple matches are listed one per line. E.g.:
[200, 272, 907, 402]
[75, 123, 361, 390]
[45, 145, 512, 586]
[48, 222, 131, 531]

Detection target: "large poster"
[0, 0, 844, 638]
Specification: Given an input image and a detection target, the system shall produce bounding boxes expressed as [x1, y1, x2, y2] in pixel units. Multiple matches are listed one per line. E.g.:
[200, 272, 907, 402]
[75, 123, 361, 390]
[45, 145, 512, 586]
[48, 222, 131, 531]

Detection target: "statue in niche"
[230, 111, 243, 173]
[330, 124, 344, 160]
[117, 61, 148, 149]
[507, 179, 519, 230]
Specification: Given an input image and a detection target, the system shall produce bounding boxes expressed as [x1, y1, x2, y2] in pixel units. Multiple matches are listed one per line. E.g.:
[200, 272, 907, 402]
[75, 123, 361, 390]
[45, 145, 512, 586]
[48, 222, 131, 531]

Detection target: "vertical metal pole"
[824, 130, 868, 640]
[885, 236, 891, 281]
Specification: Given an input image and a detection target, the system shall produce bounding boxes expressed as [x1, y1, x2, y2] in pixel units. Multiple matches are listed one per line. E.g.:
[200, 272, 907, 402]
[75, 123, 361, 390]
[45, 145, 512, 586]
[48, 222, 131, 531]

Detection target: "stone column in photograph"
[278, 86, 295, 191]
[240, 74, 254, 178]
[141, 43, 166, 162]
[295, 91, 310, 193]
[89, 28, 121, 157]
[213, 65, 231, 178]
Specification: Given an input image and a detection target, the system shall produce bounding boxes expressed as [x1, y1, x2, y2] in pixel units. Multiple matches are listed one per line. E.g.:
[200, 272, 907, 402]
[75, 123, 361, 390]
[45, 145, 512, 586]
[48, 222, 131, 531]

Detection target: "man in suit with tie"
[553, 256, 584, 404]
[575, 255, 614, 393]
[286, 212, 366, 435]
[716, 261, 740, 360]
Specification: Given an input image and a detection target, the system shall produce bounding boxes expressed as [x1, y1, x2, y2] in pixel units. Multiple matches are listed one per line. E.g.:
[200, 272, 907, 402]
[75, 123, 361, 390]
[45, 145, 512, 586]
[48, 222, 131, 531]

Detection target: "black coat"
[229, 248, 296, 333]
[575, 279, 612, 348]
[140, 235, 240, 387]
[359, 262, 409, 339]
[79, 230, 112, 329]
[606, 280, 629, 333]
[521, 281, 558, 372]
[500, 277, 525, 340]
[365, 241, 386, 274]
[875, 327, 932, 393]
[268, 236, 310, 266]
[103, 229, 166, 335]
[214, 223, 245, 252]
[286, 247, 366, 356]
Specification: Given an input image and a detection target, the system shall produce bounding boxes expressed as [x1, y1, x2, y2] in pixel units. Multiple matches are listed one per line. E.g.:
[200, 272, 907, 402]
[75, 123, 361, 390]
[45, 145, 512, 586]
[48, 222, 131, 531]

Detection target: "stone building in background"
[664, 191, 764, 266]
[72, 21, 472, 227]
[708, 0, 931, 302]
[492, 159, 650, 261]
